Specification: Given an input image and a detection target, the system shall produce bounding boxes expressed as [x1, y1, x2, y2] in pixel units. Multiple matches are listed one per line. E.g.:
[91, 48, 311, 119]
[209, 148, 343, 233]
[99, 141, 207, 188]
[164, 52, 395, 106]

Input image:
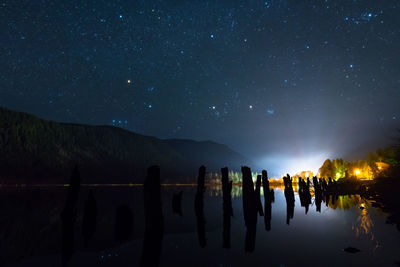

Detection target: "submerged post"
[221, 167, 233, 249]
[262, 170, 272, 231]
[141, 165, 164, 267]
[255, 175, 264, 216]
[242, 166, 257, 252]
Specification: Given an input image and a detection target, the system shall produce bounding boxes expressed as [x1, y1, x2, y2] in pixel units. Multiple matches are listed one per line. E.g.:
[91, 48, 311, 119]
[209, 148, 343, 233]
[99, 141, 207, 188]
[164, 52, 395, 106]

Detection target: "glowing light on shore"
[257, 150, 332, 178]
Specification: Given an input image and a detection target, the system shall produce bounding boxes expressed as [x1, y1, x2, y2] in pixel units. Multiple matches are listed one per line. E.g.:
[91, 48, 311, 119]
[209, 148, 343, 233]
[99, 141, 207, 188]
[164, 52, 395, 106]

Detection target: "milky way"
[1, 0, 399, 175]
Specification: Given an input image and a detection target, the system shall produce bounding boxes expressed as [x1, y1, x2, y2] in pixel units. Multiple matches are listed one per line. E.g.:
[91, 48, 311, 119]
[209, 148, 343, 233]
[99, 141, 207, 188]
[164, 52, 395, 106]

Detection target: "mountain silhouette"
[0, 107, 249, 184]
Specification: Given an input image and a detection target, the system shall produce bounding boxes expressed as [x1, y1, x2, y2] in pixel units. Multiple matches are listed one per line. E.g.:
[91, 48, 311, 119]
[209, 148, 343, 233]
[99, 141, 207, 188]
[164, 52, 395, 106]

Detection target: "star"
[1, 0, 398, 180]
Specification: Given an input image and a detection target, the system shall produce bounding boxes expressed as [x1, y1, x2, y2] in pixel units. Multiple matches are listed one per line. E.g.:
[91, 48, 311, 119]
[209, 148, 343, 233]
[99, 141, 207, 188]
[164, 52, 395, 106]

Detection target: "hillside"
[0, 107, 248, 184]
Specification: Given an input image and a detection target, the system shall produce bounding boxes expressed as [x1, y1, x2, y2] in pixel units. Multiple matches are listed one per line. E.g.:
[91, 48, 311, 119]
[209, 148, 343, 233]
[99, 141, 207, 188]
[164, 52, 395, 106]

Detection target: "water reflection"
[283, 174, 295, 225]
[114, 205, 134, 243]
[221, 167, 233, 249]
[61, 166, 81, 267]
[241, 166, 258, 252]
[262, 170, 273, 231]
[141, 165, 163, 267]
[194, 166, 206, 248]
[172, 191, 183, 216]
[2, 181, 399, 266]
[82, 190, 98, 248]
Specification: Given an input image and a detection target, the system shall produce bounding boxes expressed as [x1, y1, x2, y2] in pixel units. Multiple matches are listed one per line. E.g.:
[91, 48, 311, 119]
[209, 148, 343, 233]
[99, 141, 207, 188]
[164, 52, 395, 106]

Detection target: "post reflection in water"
[283, 174, 295, 225]
[141, 166, 164, 267]
[61, 166, 81, 267]
[2, 177, 399, 266]
[198, 175, 376, 244]
[221, 167, 233, 249]
[298, 177, 312, 214]
[262, 170, 274, 231]
[241, 166, 258, 252]
[194, 166, 207, 248]
[313, 176, 323, 212]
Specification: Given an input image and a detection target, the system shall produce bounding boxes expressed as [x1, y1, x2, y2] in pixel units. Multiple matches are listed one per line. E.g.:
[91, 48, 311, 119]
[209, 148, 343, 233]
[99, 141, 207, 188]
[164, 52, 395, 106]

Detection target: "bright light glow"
[336, 172, 340, 178]
[355, 169, 361, 175]
[127, 79, 131, 84]
[259, 152, 331, 178]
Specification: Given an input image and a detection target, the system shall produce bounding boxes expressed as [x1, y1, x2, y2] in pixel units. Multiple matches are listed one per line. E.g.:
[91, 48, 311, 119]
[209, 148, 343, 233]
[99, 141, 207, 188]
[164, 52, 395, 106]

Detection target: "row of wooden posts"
[60, 165, 340, 266]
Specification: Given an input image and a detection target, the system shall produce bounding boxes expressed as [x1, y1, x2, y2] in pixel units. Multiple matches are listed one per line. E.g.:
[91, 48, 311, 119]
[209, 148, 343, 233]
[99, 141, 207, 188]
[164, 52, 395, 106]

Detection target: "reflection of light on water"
[350, 200, 380, 251]
[205, 184, 286, 197]
[167, 184, 381, 250]
[359, 207, 373, 236]
[329, 195, 363, 210]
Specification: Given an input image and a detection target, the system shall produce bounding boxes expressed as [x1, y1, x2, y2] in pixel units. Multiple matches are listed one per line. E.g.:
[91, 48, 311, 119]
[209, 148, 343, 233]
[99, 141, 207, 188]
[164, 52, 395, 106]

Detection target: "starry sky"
[1, 0, 399, 176]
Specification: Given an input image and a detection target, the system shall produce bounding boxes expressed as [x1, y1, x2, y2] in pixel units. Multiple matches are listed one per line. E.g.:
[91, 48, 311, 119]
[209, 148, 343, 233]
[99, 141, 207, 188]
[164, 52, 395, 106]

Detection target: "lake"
[2, 185, 400, 266]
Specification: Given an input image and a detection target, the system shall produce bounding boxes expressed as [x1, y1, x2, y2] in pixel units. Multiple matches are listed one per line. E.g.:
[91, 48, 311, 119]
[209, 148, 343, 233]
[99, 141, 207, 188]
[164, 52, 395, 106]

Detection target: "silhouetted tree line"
[0, 107, 246, 184]
[319, 146, 399, 180]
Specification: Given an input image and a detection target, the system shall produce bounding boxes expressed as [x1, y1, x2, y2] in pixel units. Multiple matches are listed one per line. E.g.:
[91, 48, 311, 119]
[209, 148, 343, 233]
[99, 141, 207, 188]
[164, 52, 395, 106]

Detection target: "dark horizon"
[1, 104, 398, 178]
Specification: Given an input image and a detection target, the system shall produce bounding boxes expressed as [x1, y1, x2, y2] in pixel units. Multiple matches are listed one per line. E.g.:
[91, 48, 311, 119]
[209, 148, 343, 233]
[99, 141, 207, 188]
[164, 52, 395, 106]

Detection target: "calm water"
[2, 185, 400, 266]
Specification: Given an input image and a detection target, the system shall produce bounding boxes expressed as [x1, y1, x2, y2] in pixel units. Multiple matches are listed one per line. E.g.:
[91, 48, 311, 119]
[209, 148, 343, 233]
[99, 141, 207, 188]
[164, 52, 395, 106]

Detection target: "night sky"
[1, 0, 399, 176]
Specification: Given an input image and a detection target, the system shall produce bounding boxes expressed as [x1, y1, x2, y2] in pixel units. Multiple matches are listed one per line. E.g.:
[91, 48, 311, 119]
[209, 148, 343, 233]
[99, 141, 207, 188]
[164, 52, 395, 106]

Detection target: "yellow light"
[336, 172, 340, 178]
[355, 169, 361, 175]
[127, 79, 131, 84]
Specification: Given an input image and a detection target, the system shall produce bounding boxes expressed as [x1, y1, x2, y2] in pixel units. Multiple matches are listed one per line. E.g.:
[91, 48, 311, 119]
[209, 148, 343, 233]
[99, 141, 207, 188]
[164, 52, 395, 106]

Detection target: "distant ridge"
[0, 107, 249, 184]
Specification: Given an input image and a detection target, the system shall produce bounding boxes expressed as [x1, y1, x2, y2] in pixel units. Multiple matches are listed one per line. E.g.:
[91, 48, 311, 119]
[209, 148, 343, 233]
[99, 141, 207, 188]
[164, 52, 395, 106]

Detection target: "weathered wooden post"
[221, 167, 233, 249]
[141, 165, 164, 267]
[261, 170, 272, 231]
[255, 174, 264, 216]
[261, 170, 269, 196]
[283, 174, 295, 225]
